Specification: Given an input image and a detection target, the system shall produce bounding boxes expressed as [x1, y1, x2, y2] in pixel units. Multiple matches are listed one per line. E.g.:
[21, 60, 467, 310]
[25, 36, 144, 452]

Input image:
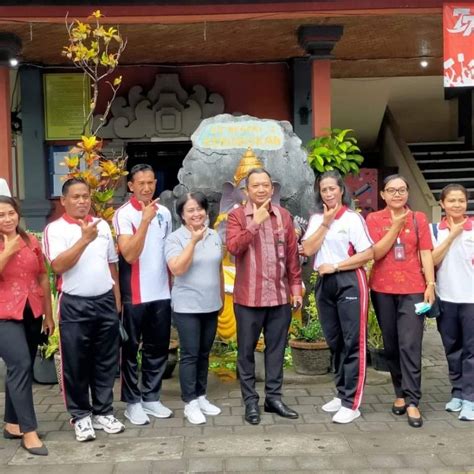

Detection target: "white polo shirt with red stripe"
[113, 196, 172, 305]
[431, 217, 474, 304]
[303, 206, 373, 270]
[43, 214, 117, 297]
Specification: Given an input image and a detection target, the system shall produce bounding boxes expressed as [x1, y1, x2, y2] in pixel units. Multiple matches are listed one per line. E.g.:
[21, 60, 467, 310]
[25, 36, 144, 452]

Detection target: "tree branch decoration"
[61, 10, 128, 222]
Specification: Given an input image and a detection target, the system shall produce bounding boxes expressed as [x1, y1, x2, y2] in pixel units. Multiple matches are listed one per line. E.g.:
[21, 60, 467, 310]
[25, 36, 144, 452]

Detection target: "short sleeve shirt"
[165, 226, 223, 313]
[302, 206, 373, 270]
[113, 197, 172, 304]
[43, 214, 117, 297]
[431, 218, 474, 303]
[366, 208, 433, 294]
[0, 234, 46, 320]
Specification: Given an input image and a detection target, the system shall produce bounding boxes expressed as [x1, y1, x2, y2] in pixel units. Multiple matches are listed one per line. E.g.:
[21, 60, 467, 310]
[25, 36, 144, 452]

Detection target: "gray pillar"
[20, 66, 51, 231]
[292, 58, 312, 146]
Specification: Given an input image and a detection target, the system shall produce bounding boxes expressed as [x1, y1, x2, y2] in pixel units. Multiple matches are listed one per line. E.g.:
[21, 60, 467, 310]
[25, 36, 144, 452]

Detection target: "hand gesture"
[253, 199, 271, 225]
[141, 198, 159, 223]
[390, 209, 409, 232]
[448, 215, 466, 239]
[80, 219, 100, 244]
[322, 203, 340, 227]
[190, 225, 207, 244]
[2, 233, 21, 256]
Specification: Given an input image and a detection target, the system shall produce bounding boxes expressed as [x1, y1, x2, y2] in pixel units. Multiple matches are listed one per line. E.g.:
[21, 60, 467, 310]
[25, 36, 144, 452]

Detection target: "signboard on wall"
[443, 3, 474, 87]
[44, 74, 90, 140]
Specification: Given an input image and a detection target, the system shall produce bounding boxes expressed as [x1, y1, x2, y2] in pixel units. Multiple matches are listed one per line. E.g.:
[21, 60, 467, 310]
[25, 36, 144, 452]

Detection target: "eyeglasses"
[384, 187, 408, 196]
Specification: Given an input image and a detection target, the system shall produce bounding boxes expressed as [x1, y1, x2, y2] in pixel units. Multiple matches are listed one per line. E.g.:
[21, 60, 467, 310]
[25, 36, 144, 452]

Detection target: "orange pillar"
[311, 59, 331, 138]
[0, 67, 12, 189]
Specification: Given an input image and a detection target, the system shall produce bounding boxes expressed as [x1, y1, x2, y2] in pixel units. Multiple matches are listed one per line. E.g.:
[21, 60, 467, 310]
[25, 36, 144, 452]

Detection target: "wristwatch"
[333, 263, 339, 272]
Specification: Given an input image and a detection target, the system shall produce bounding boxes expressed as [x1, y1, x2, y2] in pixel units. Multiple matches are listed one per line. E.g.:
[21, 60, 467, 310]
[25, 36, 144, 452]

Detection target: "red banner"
[443, 3, 474, 87]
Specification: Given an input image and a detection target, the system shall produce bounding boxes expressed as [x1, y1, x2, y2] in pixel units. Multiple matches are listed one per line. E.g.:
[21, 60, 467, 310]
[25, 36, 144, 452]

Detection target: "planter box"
[368, 347, 390, 372]
[33, 355, 58, 384]
[289, 339, 330, 375]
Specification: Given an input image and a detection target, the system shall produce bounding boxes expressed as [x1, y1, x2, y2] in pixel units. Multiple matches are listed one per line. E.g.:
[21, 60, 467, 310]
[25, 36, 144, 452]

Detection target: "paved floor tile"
[260, 455, 298, 471]
[225, 456, 260, 472]
[187, 457, 224, 472]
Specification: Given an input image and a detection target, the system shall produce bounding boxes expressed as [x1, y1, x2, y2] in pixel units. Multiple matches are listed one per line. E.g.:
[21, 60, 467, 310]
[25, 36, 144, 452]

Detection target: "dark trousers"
[173, 311, 218, 403]
[437, 301, 474, 402]
[235, 303, 292, 404]
[121, 299, 171, 403]
[1, 307, 42, 433]
[371, 291, 424, 406]
[59, 290, 119, 422]
[315, 269, 368, 410]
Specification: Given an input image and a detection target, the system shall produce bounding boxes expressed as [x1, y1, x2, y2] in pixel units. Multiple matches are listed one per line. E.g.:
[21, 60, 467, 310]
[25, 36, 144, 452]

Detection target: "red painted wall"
[96, 63, 292, 121]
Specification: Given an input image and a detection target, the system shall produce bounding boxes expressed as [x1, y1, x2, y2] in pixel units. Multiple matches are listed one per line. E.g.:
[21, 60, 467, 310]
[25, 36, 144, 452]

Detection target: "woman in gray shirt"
[165, 192, 223, 425]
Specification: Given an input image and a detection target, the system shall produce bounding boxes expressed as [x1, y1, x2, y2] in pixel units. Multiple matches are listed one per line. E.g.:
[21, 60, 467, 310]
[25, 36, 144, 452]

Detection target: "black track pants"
[437, 301, 474, 402]
[120, 299, 171, 403]
[59, 290, 119, 422]
[315, 269, 368, 410]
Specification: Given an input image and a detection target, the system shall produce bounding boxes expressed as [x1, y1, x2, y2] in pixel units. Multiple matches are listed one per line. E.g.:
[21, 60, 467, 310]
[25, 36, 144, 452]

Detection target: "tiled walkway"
[1, 325, 473, 473]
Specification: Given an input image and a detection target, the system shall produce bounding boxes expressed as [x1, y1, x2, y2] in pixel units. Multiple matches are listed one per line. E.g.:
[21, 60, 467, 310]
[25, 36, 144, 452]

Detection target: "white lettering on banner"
[448, 7, 474, 36]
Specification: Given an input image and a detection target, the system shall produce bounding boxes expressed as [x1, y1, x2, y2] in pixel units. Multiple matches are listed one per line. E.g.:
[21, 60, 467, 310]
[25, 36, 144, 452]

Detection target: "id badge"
[394, 238, 406, 261]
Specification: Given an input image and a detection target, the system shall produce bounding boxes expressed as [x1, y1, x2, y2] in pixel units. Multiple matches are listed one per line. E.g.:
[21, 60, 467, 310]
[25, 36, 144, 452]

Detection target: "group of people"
[0, 163, 472, 457]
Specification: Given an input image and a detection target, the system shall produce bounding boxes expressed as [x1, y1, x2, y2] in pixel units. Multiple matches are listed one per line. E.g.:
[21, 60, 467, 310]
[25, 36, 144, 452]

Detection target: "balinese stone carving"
[93, 73, 225, 140]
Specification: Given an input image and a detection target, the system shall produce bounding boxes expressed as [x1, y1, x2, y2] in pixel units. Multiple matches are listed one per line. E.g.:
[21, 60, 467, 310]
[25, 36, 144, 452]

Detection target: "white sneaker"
[332, 407, 361, 424]
[141, 400, 173, 419]
[74, 415, 96, 442]
[124, 402, 150, 425]
[198, 395, 221, 416]
[184, 399, 206, 425]
[322, 397, 342, 413]
[92, 414, 125, 434]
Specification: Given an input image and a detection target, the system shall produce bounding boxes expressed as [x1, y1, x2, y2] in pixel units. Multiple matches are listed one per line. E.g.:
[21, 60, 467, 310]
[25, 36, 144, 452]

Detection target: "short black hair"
[62, 178, 90, 196]
[129, 164, 154, 182]
[176, 192, 209, 225]
[440, 183, 469, 202]
[314, 170, 352, 212]
[246, 168, 272, 186]
[383, 174, 410, 190]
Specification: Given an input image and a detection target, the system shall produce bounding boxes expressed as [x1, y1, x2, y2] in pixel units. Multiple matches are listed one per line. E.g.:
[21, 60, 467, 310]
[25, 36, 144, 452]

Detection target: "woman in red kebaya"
[0, 196, 54, 455]
[366, 175, 435, 428]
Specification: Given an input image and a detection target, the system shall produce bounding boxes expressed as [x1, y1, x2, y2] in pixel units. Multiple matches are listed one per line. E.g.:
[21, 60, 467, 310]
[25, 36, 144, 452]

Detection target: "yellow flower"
[79, 135, 101, 153]
[113, 75, 122, 87]
[90, 10, 103, 19]
[61, 156, 79, 170]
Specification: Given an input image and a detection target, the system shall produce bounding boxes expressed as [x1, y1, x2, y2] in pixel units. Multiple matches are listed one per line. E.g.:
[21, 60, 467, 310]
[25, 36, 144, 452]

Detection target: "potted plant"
[367, 304, 389, 372]
[306, 128, 364, 176]
[289, 273, 330, 375]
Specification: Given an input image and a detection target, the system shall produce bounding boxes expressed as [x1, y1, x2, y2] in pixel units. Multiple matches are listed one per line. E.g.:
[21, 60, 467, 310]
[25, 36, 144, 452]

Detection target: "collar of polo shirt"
[438, 216, 473, 231]
[62, 213, 93, 225]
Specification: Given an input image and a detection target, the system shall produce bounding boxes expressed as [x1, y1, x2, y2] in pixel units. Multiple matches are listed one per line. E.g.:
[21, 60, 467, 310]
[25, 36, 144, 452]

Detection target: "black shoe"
[391, 403, 407, 416]
[20, 439, 48, 456]
[407, 414, 423, 428]
[3, 429, 22, 440]
[244, 403, 261, 425]
[264, 399, 299, 419]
